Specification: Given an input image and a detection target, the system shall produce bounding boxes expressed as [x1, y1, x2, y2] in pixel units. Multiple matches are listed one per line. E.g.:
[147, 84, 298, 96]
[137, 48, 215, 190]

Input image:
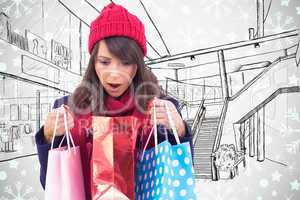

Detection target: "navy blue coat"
[35, 95, 193, 189]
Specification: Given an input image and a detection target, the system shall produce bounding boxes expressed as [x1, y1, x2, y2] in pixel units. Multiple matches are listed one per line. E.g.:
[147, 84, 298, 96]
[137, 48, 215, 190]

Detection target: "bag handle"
[50, 105, 75, 152]
[50, 108, 60, 150]
[165, 103, 181, 145]
[140, 100, 181, 160]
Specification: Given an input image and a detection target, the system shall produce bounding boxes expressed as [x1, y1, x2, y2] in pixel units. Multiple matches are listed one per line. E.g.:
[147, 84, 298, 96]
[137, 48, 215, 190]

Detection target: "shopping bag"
[135, 102, 197, 200]
[45, 106, 86, 200]
[91, 116, 141, 200]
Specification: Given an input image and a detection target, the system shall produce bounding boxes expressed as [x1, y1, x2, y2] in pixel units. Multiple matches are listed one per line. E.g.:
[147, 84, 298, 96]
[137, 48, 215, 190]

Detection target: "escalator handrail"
[191, 99, 205, 133]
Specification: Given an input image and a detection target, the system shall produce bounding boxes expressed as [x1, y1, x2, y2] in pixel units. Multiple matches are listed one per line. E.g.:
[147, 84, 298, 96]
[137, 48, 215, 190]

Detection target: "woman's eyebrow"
[96, 56, 111, 59]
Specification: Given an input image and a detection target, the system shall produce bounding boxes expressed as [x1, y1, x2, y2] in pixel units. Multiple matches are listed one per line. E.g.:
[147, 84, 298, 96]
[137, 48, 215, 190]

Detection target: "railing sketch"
[192, 100, 206, 145]
[229, 52, 296, 101]
[211, 99, 229, 180]
[233, 86, 300, 162]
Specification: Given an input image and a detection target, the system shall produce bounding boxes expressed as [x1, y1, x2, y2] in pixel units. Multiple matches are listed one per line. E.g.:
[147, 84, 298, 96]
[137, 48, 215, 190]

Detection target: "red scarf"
[104, 88, 146, 118]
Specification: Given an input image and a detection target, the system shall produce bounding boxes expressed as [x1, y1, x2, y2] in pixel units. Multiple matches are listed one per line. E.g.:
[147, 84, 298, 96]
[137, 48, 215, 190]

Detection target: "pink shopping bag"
[45, 106, 86, 200]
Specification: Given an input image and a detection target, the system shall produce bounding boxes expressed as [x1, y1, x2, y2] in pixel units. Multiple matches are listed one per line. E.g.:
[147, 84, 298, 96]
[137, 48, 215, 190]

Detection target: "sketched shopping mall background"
[0, 0, 300, 199]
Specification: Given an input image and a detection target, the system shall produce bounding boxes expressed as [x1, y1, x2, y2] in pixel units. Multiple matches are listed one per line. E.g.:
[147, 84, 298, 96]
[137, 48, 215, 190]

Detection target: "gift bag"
[135, 103, 197, 200]
[91, 116, 141, 200]
[45, 107, 86, 200]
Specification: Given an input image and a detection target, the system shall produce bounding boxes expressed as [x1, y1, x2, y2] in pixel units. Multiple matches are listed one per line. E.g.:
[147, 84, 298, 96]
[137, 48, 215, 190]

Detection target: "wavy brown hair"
[69, 36, 163, 116]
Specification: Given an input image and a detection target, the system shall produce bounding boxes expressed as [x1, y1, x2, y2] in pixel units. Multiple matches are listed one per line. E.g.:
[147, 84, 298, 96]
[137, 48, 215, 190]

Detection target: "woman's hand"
[149, 98, 186, 137]
[43, 105, 75, 144]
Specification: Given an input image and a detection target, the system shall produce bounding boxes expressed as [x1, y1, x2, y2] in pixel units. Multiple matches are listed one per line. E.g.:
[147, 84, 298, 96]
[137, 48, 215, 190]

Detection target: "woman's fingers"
[51, 107, 74, 136]
[150, 98, 171, 127]
[151, 98, 176, 114]
[155, 106, 166, 114]
[155, 112, 167, 119]
[55, 121, 74, 136]
[150, 112, 170, 128]
[153, 97, 165, 106]
[149, 98, 186, 137]
[150, 109, 166, 119]
[150, 119, 170, 129]
[44, 106, 74, 142]
[149, 103, 165, 115]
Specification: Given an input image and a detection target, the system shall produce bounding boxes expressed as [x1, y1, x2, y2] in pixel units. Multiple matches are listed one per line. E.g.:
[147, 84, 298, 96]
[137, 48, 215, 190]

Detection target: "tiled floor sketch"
[0, 0, 299, 199]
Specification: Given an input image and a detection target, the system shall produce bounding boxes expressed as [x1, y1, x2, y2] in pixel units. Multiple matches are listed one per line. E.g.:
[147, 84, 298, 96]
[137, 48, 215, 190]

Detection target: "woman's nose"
[108, 71, 121, 79]
[110, 62, 123, 71]
[106, 65, 122, 78]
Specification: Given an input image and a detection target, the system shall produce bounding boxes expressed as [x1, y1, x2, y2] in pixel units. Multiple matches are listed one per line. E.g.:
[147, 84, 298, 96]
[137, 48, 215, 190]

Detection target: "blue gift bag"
[135, 102, 197, 200]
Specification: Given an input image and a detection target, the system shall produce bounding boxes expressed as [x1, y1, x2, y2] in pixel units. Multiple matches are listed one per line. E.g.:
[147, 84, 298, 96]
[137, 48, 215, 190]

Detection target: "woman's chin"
[105, 89, 124, 98]
[104, 85, 132, 98]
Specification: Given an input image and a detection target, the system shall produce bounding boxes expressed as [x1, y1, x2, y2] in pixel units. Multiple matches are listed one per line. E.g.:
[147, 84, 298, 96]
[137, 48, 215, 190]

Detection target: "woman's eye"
[122, 61, 131, 66]
[98, 60, 109, 65]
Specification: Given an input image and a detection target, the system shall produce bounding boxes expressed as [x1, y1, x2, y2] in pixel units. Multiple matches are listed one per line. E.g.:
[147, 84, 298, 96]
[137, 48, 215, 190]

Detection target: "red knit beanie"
[88, 3, 147, 56]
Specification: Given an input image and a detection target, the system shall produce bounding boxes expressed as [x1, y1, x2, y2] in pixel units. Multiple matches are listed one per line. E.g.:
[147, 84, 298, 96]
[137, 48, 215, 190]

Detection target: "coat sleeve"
[156, 96, 194, 158]
[35, 96, 69, 189]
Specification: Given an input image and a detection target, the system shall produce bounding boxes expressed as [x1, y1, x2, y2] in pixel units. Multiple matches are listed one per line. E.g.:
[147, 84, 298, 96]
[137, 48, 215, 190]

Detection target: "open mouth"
[108, 83, 122, 89]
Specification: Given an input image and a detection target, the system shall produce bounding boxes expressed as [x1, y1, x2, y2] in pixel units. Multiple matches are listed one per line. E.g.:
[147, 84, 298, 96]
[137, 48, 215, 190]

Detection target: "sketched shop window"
[20, 104, 29, 121]
[30, 104, 36, 121]
[10, 104, 19, 121]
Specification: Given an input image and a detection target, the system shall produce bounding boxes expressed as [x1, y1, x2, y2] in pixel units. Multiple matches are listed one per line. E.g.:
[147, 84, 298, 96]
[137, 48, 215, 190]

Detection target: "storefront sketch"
[0, 3, 85, 162]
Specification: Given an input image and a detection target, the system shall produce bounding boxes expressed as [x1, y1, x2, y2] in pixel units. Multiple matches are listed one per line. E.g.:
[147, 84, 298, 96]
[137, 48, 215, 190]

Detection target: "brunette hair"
[69, 36, 164, 115]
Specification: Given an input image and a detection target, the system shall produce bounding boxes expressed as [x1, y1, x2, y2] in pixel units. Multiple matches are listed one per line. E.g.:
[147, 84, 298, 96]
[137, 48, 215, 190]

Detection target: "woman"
[35, 2, 193, 199]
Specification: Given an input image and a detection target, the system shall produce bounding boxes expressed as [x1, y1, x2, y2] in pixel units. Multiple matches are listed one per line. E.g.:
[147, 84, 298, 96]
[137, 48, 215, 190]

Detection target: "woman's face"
[94, 40, 137, 98]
